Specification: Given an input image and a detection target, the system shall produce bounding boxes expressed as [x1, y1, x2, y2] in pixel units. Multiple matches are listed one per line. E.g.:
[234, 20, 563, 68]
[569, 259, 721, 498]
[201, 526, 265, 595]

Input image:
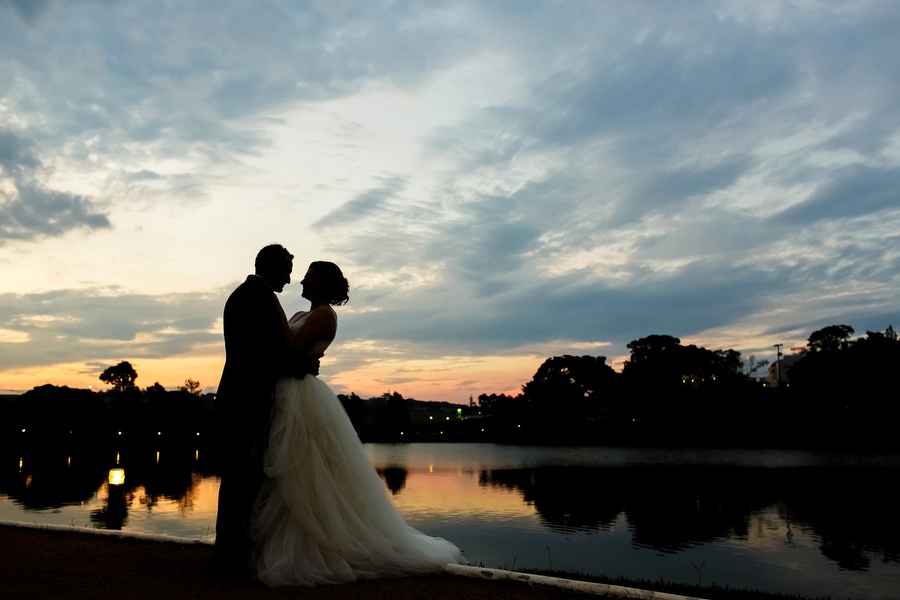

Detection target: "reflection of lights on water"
[18, 457, 23, 472]
[429, 465, 433, 473]
[195, 449, 199, 461]
[67, 456, 71, 466]
[109, 468, 125, 485]
[156, 451, 160, 463]
[25, 474, 32, 488]
[116, 452, 120, 465]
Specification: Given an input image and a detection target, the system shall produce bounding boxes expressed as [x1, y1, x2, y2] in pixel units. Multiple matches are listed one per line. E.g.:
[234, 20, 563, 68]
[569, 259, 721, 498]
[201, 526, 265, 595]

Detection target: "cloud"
[1, 1, 899, 390]
[314, 177, 405, 228]
[0, 0, 50, 24]
[771, 166, 900, 225]
[0, 128, 110, 242]
[307, 1, 900, 367]
[0, 287, 225, 369]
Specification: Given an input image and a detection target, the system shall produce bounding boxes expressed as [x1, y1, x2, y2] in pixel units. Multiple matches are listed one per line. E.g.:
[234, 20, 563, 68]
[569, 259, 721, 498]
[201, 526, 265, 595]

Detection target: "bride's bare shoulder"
[289, 310, 310, 323]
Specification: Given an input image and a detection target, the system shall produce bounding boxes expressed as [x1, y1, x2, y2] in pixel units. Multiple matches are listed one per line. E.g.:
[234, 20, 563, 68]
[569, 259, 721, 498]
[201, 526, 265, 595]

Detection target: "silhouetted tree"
[622, 335, 684, 386]
[181, 378, 201, 395]
[807, 324, 855, 353]
[15, 385, 110, 443]
[99, 361, 138, 393]
[788, 324, 899, 447]
[520, 355, 617, 441]
[145, 382, 166, 393]
[337, 392, 367, 435]
[742, 353, 769, 376]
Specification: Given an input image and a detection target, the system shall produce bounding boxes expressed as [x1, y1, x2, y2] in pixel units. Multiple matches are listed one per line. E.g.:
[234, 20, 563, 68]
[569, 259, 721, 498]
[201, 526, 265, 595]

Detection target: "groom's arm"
[287, 352, 321, 378]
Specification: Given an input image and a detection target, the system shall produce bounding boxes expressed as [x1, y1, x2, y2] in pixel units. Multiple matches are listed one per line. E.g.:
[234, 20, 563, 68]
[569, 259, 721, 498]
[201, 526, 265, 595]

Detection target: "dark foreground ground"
[0, 525, 589, 600]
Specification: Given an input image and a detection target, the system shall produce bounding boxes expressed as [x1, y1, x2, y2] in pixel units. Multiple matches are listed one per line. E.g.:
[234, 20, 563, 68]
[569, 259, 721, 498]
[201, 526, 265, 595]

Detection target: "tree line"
[0, 362, 213, 452]
[2, 323, 897, 450]
[474, 325, 899, 448]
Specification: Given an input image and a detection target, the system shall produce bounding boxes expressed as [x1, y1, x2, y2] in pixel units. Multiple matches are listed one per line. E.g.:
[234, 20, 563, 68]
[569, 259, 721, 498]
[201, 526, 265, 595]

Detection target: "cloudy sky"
[1, 0, 898, 401]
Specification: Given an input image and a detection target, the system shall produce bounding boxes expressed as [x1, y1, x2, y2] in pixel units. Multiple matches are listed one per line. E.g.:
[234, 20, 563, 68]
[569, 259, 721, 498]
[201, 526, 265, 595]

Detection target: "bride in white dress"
[252, 261, 463, 586]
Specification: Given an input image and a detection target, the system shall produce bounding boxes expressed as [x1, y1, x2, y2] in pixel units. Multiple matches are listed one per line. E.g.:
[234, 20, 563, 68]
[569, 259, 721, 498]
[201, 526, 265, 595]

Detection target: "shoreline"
[8, 522, 703, 600]
[3, 521, 839, 600]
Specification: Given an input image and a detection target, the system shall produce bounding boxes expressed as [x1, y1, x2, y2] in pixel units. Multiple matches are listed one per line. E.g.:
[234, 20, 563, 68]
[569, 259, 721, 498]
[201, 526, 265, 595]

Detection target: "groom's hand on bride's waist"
[306, 354, 322, 377]
[289, 353, 322, 378]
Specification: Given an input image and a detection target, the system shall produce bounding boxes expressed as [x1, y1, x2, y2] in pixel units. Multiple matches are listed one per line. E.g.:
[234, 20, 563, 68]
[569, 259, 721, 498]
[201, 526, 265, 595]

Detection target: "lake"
[2, 443, 898, 600]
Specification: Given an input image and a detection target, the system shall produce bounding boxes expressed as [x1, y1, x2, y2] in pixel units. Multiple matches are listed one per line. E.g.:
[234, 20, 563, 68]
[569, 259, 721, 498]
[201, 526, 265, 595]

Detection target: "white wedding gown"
[252, 311, 463, 586]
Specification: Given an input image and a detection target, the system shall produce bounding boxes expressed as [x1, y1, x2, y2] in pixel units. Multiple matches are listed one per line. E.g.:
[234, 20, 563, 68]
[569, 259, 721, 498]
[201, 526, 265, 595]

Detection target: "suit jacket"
[215, 275, 292, 442]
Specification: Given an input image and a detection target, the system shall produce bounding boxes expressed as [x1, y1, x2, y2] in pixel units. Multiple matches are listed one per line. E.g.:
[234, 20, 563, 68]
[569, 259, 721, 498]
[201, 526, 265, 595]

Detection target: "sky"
[1, 0, 898, 402]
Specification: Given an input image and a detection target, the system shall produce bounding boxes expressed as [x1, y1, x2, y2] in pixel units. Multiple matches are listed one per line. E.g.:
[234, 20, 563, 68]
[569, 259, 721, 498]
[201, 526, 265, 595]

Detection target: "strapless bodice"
[288, 310, 333, 356]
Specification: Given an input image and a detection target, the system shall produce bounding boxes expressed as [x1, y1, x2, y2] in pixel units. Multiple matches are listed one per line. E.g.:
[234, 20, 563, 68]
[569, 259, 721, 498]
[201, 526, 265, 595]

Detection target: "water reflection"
[2, 443, 899, 599]
[0, 440, 215, 533]
[377, 467, 408, 495]
[478, 464, 900, 569]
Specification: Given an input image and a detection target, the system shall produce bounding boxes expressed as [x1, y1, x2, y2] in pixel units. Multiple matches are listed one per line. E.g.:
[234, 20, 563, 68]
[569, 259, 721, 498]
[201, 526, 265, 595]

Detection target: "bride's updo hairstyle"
[310, 261, 349, 306]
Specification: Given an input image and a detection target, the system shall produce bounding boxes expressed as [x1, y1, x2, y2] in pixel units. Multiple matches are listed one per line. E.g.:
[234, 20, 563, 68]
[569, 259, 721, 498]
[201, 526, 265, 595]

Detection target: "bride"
[252, 261, 463, 586]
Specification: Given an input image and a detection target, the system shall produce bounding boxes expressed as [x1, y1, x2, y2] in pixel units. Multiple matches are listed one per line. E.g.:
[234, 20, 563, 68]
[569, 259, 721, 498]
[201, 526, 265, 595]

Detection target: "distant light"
[21, 429, 25, 433]
[429, 416, 433, 420]
[446, 416, 450, 421]
[118, 431, 122, 435]
[481, 429, 484, 432]
[157, 432, 161, 436]
[400, 431, 404, 435]
[108, 468, 125, 486]
[196, 432, 200, 436]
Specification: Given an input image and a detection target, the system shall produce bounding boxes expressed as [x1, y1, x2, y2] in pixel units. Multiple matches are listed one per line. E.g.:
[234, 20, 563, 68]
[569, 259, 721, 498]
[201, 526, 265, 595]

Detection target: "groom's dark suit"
[211, 274, 292, 576]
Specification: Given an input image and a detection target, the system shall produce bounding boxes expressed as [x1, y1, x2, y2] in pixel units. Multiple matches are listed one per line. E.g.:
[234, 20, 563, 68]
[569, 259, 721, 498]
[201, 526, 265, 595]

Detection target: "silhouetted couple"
[210, 245, 461, 586]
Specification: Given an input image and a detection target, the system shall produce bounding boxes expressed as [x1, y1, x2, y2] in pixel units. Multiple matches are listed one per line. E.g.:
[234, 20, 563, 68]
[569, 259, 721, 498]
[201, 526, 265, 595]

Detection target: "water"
[2, 443, 898, 600]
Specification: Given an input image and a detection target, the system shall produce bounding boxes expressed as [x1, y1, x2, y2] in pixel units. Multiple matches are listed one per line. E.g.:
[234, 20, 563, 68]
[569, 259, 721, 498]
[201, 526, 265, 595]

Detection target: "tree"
[99, 361, 138, 393]
[522, 355, 617, 419]
[181, 378, 201, 395]
[337, 392, 367, 435]
[622, 335, 684, 386]
[742, 354, 769, 376]
[807, 324, 855, 352]
[145, 382, 166, 393]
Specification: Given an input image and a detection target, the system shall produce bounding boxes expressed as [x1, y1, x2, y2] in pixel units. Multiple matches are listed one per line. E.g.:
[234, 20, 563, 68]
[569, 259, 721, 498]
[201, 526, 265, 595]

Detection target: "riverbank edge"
[1, 520, 706, 600]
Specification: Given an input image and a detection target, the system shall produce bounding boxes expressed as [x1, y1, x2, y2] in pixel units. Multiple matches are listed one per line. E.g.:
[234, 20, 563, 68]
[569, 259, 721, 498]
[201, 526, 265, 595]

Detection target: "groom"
[211, 244, 314, 579]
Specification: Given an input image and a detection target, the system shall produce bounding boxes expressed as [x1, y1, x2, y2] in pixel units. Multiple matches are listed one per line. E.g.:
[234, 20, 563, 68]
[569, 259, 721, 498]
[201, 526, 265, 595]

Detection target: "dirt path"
[1, 525, 585, 600]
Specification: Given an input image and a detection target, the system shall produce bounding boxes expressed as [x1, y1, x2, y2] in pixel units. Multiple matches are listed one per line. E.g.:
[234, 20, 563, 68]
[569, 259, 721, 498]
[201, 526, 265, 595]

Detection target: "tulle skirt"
[252, 375, 463, 587]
